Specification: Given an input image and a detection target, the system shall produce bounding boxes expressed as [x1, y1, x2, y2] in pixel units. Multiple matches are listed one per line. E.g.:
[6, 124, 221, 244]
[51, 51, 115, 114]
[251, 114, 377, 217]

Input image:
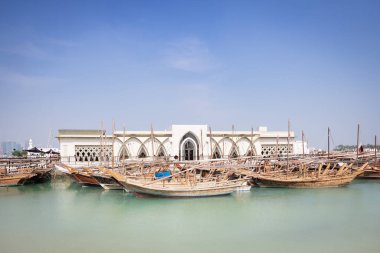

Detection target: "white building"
[58, 124, 307, 164]
[293, 140, 310, 155]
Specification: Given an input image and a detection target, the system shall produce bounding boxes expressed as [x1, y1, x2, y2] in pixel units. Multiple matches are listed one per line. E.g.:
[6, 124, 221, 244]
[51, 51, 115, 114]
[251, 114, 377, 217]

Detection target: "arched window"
[212, 150, 221, 159]
[229, 147, 239, 158]
[138, 147, 148, 158]
[212, 145, 222, 159]
[119, 145, 129, 161]
[157, 146, 166, 157]
[246, 149, 255, 157]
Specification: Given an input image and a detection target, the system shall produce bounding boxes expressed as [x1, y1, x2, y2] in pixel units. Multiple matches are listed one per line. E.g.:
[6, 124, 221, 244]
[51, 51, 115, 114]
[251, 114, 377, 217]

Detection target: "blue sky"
[0, 0, 379, 148]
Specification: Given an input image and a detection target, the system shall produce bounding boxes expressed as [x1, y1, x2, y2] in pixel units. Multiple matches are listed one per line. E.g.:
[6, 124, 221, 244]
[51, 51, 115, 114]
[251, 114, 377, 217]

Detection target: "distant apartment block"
[0, 141, 22, 156]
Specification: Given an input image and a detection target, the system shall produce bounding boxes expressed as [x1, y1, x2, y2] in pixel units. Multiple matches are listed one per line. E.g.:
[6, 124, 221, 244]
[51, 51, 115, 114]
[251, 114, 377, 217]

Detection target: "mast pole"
[276, 134, 279, 159]
[151, 124, 155, 160]
[200, 129, 204, 160]
[375, 135, 377, 162]
[302, 130, 305, 158]
[251, 127, 254, 158]
[232, 124, 235, 158]
[122, 125, 126, 169]
[328, 127, 330, 160]
[222, 133, 225, 159]
[101, 121, 104, 165]
[209, 127, 212, 159]
[287, 120, 290, 171]
[357, 124, 360, 161]
[111, 119, 115, 168]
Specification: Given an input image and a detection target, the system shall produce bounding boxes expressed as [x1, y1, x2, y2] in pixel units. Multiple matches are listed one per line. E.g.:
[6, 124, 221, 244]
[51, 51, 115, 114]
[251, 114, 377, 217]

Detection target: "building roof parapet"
[113, 131, 171, 137]
[58, 129, 105, 137]
[208, 131, 293, 138]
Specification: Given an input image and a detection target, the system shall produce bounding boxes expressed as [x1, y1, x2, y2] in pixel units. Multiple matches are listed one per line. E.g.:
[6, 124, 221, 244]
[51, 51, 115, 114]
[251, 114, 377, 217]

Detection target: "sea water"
[0, 178, 379, 253]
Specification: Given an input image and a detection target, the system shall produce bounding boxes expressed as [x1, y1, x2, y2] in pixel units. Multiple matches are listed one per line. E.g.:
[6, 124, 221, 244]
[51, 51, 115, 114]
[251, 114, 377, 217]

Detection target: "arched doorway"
[179, 132, 199, 161]
[183, 140, 195, 160]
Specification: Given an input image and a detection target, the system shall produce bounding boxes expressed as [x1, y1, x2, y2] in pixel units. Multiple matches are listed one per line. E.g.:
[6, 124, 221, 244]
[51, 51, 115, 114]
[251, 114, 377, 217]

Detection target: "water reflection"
[0, 179, 380, 253]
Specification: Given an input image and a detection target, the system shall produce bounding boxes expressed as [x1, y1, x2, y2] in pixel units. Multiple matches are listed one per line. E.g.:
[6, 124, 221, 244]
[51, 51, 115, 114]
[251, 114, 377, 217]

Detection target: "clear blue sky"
[0, 0, 379, 149]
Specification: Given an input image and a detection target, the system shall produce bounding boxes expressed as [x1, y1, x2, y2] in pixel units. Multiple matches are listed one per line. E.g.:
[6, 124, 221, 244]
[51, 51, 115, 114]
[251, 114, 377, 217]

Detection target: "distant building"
[24, 139, 33, 150]
[28, 139, 33, 149]
[0, 141, 22, 156]
[57, 124, 307, 164]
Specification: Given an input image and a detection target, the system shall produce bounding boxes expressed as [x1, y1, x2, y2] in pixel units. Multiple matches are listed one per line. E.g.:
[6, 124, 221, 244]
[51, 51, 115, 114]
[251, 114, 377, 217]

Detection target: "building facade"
[58, 125, 308, 164]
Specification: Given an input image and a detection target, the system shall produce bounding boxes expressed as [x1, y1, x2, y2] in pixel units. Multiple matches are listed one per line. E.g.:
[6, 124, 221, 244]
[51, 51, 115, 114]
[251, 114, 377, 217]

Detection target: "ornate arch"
[212, 145, 222, 159]
[209, 138, 221, 159]
[179, 132, 199, 161]
[118, 144, 130, 161]
[237, 137, 256, 157]
[137, 145, 149, 158]
[143, 137, 162, 157]
[156, 145, 168, 157]
[229, 145, 239, 158]
[218, 137, 237, 158]
[124, 137, 143, 157]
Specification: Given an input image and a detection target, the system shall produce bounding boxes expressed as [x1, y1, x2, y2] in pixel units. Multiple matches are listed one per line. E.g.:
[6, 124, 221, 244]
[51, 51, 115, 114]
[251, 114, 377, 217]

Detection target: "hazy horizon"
[0, 0, 379, 149]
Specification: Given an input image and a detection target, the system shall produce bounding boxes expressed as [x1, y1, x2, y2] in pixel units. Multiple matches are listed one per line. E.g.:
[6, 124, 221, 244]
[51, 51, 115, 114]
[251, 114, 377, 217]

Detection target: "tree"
[12, 149, 27, 157]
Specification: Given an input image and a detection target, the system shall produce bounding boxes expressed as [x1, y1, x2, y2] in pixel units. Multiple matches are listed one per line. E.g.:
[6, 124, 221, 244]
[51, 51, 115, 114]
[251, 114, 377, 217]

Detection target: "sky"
[0, 0, 379, 149]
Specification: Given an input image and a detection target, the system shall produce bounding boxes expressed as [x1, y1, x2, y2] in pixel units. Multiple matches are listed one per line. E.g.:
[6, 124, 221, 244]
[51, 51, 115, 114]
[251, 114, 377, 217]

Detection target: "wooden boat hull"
[54, 164, 71, 174]
[71, 173, 100, 186]
[26, 168, 53, 184]
[257, 174, 357, 188]
[235, 185, 252, 191]
[100, 183, 124, 190]
[254, 163, 368, 188]
[120, 180, 239, 198]
[357, 171, 380, 179]
[92, 174, 123, 190]
[0, 174, 35, 187]
[357, 164, 380, 179]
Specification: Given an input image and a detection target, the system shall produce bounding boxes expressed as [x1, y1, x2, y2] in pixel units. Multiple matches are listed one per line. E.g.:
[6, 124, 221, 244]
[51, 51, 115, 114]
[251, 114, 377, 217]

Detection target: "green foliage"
[12, 149, 27, 157]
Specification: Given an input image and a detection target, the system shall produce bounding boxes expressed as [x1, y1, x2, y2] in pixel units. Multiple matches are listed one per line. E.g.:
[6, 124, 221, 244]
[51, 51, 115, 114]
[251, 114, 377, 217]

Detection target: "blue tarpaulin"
[154, 171, 171, 179]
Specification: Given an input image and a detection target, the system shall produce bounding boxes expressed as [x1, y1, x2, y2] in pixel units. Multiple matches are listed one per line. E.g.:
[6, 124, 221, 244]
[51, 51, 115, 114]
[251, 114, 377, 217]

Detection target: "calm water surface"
[1, 178, 379, 253]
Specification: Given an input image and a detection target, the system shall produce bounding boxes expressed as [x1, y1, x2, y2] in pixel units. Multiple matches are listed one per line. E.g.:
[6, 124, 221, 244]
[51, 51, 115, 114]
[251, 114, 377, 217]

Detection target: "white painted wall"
[58, 125, 298, 162]
[293, 140, 310, 155]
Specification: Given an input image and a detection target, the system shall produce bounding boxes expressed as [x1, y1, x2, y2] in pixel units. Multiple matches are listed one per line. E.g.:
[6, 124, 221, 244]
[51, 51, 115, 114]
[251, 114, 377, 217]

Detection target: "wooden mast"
[328, 127, 330, 160]
[287, 120, 290, 171]
[222, 133, 225, 159]
[375, 135, 377, 162]
[251, 127, 254, 158]
[302, 130, 305, 157]
[111, 119, 115, 168]
[122, 125, 126, 169]
[356, 124, 360, 161]
[100, 121, 104, 165]
[200, 129, 204, 160]
[232, 124, 235, 158]
[209, 127, 212, 159]
[151, 124, 155, 160]
[276, 134, 279, 159]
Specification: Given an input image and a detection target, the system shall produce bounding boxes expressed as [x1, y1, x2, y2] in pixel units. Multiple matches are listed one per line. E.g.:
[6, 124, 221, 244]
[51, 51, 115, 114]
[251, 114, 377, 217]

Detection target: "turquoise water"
[1, 178, 380, 253]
